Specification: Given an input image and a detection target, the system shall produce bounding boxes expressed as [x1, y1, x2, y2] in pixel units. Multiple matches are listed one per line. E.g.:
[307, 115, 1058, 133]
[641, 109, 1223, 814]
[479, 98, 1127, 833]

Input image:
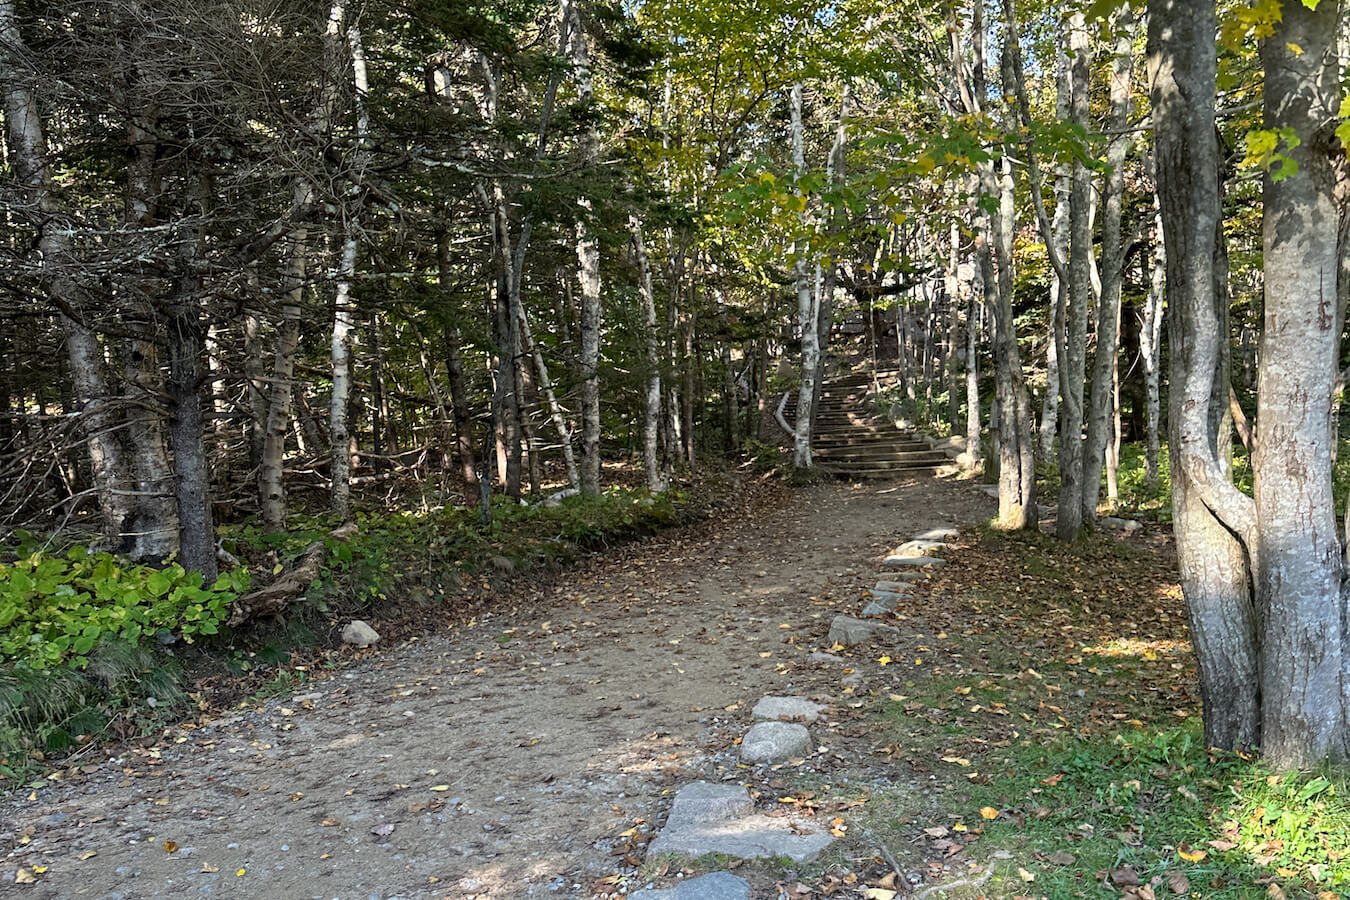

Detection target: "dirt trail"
[0, 476, 993, 900]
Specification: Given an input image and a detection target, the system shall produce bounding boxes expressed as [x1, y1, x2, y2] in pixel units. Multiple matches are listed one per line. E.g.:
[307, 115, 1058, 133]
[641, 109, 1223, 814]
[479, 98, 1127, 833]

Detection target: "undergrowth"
[0, 485, 694, 783]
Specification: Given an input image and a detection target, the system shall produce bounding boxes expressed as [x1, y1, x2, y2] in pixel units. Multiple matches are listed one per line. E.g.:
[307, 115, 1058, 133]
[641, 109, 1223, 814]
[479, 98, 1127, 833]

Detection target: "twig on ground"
[912, 859, 996, 900]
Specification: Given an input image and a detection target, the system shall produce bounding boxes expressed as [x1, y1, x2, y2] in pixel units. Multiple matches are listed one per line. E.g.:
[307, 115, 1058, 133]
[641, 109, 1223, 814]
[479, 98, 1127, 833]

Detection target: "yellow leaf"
[429, 785, 450, 791]
[31, 866, 47, 875]
[1178, 848, 1207, 862]
[163, 840, 178, 853]
[1287, 42, 1304, 55]
[942, 756, 971, 767]
[980, 806, 1000, 820]
[236, 868, 247, 877]
[878, 656, 892, 666]
[953, 822, 968, 832]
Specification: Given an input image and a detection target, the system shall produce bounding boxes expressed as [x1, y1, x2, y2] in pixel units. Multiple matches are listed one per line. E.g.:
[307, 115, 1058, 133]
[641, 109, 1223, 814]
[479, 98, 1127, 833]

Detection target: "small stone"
[881, 555, 946, 569]
[977, 484, 999, 497]
[752, 696, 824, 723]
[1101, 516, 1143, 533]
[873, 581, 912, 593]
[893, 539, 946, 557]
[740, 721, 811, 763]
[914, 527, 960, 541]
[663, 782, 753, 827]
[674, 872, 752, 899]
[808, 651, 845, 664]
[861, 597, 897, 617]
[829, 615, 899, 646]
[341, 620, 380, 647]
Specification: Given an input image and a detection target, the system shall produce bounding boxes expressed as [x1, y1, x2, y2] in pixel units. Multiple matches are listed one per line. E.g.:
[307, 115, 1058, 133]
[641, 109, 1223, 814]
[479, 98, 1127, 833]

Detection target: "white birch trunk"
[630, 215, 665, 492]
[790, 82, 818, 469]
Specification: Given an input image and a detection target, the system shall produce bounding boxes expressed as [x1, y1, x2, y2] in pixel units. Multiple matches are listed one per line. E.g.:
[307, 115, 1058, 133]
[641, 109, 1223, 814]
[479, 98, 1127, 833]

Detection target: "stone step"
[817, 463, 951, 479]
[813, 449, 948, 463]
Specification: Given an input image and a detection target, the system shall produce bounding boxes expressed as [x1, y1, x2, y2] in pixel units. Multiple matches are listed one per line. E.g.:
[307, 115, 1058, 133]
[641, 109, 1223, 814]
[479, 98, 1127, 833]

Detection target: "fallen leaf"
[1047, 850, 1075, 865]
[1017, 867, 1035, 882]
[429, 784, 450, 792]
[370, 823, 394, 837]
[1167, 872, 1190, 894]
[979, 806, 999, 820]
[1177, 847, 1206, 863]
[78, 851, 97, 861]
[1111, 866, 1140, 887]
[861, 890, 897, 900]
[1041, 772, 1065, 786]
[14, 869, 35, 884]
[320, 818, 340, 827]
[1207, 839, 1236, 851]
[163, 840, 178, 853]
[1266, 884, 1286, 900]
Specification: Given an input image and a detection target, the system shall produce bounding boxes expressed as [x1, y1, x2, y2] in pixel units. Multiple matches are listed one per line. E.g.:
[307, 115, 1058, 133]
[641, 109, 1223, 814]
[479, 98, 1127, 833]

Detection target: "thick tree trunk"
[1148, 0, 1261, 751]
[1255, 0, 1348, 768]
[1057, 11, 1093, 542]
[1082, 11, 1136, 523]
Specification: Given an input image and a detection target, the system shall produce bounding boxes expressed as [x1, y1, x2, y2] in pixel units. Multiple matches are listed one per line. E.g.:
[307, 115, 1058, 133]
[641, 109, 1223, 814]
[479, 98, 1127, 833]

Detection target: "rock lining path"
[1, 477, 992, 899]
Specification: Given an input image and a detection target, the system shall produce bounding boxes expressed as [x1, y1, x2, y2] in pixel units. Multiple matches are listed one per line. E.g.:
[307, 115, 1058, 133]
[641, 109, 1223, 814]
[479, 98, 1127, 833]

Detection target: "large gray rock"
[662, 782, 753, 826]
[914, 527, 960, 541]
[829, 614, 899, 646]
[740, 721, 811, 763]
[1102, 516, 1143, 533]
[630, 872, 752, 900]
[752, 695, 824, 723]
[874, 580, 913, 593]
[647, 781, 833, 865]
[881, 554, 946, 569]
[893, 539, 947, 557]
[341, 619, 380, 647]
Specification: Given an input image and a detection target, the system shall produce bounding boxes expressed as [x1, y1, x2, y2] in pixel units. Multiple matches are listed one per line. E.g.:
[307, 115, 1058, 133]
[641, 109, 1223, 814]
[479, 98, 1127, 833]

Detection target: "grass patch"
[822, 523, 1348, 900]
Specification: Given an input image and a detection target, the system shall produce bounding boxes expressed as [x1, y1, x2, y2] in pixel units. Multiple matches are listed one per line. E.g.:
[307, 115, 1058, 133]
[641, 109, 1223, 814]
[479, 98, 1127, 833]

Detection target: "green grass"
[967, 727, 1350, 898]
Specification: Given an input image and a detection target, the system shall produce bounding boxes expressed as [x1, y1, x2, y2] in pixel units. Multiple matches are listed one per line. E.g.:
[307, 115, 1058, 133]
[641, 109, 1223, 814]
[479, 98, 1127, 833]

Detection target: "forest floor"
[3, 472, 1314, 900]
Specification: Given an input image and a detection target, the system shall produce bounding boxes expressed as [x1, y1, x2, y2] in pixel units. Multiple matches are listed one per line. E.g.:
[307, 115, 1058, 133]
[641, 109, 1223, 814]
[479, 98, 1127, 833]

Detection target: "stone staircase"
[782, 372, 953, 478]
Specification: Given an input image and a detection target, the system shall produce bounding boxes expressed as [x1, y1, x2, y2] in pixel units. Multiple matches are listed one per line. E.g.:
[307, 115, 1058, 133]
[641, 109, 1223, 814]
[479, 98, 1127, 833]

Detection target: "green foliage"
[0, 641, 183, 783]
[0, 542, 250, 670]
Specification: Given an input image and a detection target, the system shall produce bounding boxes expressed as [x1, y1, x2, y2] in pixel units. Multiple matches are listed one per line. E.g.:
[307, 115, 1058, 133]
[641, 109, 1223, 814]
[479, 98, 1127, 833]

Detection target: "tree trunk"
[1082, 10, 1136, 524]
[1141, 192, 1165, 490]
[630, 214, 665, 492]
[260, 216, 307, 533]
[0, 0, 137, 549]
[1148, 0, 1261, 751]
[1040, 51, 1070, 460]
[330, 234, 358, 519]
[1255, 0, 1348, 769]
[790, 82, 819, 469]
[1057, 10, 1093, 542]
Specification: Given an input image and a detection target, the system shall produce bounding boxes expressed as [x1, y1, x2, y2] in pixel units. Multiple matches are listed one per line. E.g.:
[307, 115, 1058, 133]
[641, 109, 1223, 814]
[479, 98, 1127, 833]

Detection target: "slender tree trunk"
[1057, 10, 1094, 542]
[630, 214, 665, 491]
[1141, 192, 1165, 490]
[260, 216, 307, 533]
[1040, 52, 1070, 460]
[1082, 10, 1136, 523]
[790, 82, 819, 469]
[330, 235, 358, 519]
